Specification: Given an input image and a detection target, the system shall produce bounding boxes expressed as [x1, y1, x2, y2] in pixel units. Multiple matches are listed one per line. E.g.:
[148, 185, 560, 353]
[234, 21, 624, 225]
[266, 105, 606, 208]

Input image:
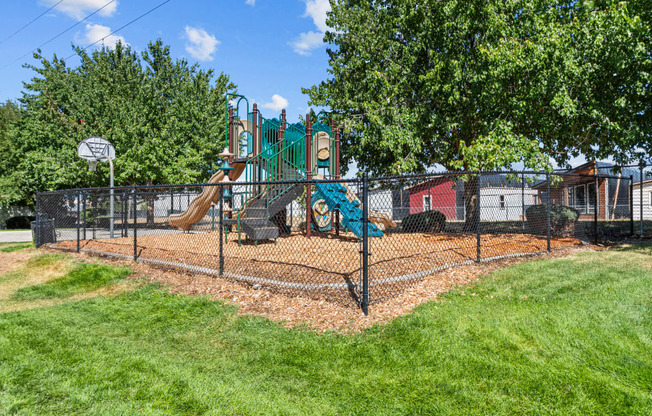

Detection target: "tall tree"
[0, 101, 22, 206]
[305, 0, 651, 227]
[4, 39, 235, 213]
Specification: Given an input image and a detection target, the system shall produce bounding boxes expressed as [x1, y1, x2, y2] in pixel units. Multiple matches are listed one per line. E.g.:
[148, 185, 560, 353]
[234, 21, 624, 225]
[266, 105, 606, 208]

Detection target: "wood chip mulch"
[53, 231, 582, 306]
[44, 242, 602, 333]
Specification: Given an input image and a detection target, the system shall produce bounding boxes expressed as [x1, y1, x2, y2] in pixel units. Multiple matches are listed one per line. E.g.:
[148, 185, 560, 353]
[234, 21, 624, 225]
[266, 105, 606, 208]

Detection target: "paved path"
[0, 230, 33, 243]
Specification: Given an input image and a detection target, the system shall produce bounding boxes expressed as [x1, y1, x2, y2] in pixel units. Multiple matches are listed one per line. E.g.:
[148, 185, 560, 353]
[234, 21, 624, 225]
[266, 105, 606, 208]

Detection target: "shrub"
[402, 210, 446, 233]
[526, 204, 579, 237]
[6, 216, 35, 229]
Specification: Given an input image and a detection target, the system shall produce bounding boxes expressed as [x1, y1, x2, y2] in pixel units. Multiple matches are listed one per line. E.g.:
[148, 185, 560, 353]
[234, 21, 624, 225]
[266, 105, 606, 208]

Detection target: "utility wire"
[1, 0, 117, 70]
[0, 0, 65, 46]
[65, 0, 173, 60]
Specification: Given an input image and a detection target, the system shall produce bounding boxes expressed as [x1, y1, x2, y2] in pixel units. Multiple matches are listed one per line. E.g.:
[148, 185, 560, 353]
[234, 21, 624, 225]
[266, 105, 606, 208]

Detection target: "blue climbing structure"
[313, 182, 383, 238]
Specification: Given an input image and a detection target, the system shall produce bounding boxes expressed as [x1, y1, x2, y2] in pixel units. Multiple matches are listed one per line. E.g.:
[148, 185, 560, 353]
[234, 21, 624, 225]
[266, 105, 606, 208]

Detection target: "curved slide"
[169, 162, 246, 231]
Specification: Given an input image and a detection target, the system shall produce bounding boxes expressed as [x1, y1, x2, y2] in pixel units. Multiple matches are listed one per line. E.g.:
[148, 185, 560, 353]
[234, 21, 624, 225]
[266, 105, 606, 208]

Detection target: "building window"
[423, 195, 431, 212]
[540, 191, 549, 204]
[649, 191, 652, 207]
[587, 182, 597, 214]
[567, 183, 597, 214]
[575, 185, 586, 211]
[499, 195, 505, 209]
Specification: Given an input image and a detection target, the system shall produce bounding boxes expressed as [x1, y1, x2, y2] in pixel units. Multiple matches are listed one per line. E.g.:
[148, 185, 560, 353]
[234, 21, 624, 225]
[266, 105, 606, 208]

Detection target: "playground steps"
[238, 159, 305, 241]
[314, 182, 383, 238]
[239, 217, 280, 241]
[240, 185, 303, 240]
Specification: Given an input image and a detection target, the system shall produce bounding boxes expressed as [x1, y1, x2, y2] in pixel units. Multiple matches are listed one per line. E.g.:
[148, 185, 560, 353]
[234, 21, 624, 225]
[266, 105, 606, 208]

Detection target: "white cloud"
[77, 23, 127, 48]
[42, 0, 119, 20]
[290, 0, 331, 56]
[245, 0, 255, 5]
[289, 31, 324, 56]
[304, 0, 330, 32]
[184, 26, 220, 61]
[261, 94, 289, 112]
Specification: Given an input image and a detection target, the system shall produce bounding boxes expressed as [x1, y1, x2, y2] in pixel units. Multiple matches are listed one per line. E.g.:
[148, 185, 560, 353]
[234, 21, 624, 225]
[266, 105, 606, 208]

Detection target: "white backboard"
[77, 136, 115, 161]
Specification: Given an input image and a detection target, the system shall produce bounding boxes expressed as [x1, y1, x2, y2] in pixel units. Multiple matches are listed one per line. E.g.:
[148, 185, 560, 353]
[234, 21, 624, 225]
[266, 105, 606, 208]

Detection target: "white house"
[480, 187, 538, 221]
[632, 179, 652, 220]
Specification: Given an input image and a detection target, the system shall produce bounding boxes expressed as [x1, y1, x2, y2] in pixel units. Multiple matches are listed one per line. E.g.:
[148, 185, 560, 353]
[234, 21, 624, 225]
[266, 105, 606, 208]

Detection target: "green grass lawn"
[0, 246, 650, 415]
[0, 242, 34, 253]
[11, 262, 132, 301]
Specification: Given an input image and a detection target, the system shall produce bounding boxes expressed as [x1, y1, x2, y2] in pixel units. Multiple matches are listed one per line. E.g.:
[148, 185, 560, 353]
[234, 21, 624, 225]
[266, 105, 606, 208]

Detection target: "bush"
[6, 216, 35, 229]
[526, 204, 579, 237]
[402, 210, 446, 233]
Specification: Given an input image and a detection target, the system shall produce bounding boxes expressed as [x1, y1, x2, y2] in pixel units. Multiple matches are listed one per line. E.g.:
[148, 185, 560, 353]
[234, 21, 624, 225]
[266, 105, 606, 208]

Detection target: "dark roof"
[407, 174, 524, 192]
[535, 162, 646, 188]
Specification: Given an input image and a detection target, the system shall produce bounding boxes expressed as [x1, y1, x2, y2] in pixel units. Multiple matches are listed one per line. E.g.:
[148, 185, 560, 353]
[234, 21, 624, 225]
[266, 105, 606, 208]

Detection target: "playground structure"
[167, 94, 395, 242]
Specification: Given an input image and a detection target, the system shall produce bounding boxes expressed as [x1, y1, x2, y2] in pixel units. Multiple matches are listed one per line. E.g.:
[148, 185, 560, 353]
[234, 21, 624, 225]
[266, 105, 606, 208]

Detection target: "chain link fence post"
[640, 163, 645, 237]
[476, 173, 481, 263]
[82, 191, 87, 240]
[76, 190, 81, 252]
[521, 172, 526, 232]
[594, 175, 599, 244]
[122, 191, 127, 237]
[546, 172, 551, 252]
[361, 172, 369, 315]
[305, 113, 312, 239]
[133, 187, 137, 262]
[219, 184, 224, 276]
[630, 175, 634, 236]
[34, 191, 40, 248]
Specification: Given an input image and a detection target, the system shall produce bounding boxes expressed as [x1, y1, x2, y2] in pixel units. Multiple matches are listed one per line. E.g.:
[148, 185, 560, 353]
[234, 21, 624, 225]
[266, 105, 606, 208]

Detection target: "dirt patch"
[0, 280, 135, 314]
[44, 243, 598, 332]
[0, 250, 139, 313]
[0, 254, 73, 301]
[0, 249, 36, 275]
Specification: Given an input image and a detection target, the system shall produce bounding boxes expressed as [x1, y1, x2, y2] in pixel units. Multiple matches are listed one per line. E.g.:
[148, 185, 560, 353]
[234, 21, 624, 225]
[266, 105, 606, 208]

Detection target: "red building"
[407, 177, 457, 219]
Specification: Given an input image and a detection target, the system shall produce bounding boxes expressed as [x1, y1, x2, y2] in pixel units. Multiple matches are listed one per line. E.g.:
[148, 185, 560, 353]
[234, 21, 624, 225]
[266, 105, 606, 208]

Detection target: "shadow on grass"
[611, 243, 652, 255]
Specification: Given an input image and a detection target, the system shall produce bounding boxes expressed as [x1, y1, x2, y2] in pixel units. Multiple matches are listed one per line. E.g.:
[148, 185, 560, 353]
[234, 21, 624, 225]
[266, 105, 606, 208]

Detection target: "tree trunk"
[611, 174, 621, 220]
[463, 175, 480, 232]
[146, 180, 155, 226]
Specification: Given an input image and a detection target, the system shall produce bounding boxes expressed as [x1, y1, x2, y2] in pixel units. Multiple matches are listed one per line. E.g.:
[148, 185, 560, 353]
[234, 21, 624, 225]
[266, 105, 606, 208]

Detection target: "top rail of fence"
[36, 169, 633, 195]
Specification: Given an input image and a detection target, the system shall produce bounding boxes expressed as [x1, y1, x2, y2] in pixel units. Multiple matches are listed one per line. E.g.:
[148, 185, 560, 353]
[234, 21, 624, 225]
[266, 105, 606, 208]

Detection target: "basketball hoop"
[77, 136, 115, 162]
[78, 136, 116, 238]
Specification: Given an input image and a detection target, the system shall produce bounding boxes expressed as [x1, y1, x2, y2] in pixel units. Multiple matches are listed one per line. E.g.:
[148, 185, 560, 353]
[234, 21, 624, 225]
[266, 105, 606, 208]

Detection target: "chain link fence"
[34, 170, 640, 313]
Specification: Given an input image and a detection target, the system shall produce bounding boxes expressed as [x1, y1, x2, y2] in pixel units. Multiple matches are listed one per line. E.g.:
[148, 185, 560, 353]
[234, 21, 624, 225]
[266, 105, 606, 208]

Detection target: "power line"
[65, 0, 173, 60]
[1, 0, 117, 70]
[0, 0, 65, 46]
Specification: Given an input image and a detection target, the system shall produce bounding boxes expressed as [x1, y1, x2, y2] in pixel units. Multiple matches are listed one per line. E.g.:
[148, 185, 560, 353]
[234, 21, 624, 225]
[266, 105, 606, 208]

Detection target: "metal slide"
[168, 162, 246, 231]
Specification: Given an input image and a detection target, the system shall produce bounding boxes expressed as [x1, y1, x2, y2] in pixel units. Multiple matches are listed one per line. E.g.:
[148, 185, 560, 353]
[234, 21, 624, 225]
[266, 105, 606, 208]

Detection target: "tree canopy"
[305, 0, 651, 175]
[1, 39, 235, 206]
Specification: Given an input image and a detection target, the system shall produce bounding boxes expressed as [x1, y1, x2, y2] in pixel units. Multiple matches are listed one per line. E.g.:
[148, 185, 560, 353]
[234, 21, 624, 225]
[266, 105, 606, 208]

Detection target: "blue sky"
[2, 0, 635, 171]
[0, 0, 331, 119]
